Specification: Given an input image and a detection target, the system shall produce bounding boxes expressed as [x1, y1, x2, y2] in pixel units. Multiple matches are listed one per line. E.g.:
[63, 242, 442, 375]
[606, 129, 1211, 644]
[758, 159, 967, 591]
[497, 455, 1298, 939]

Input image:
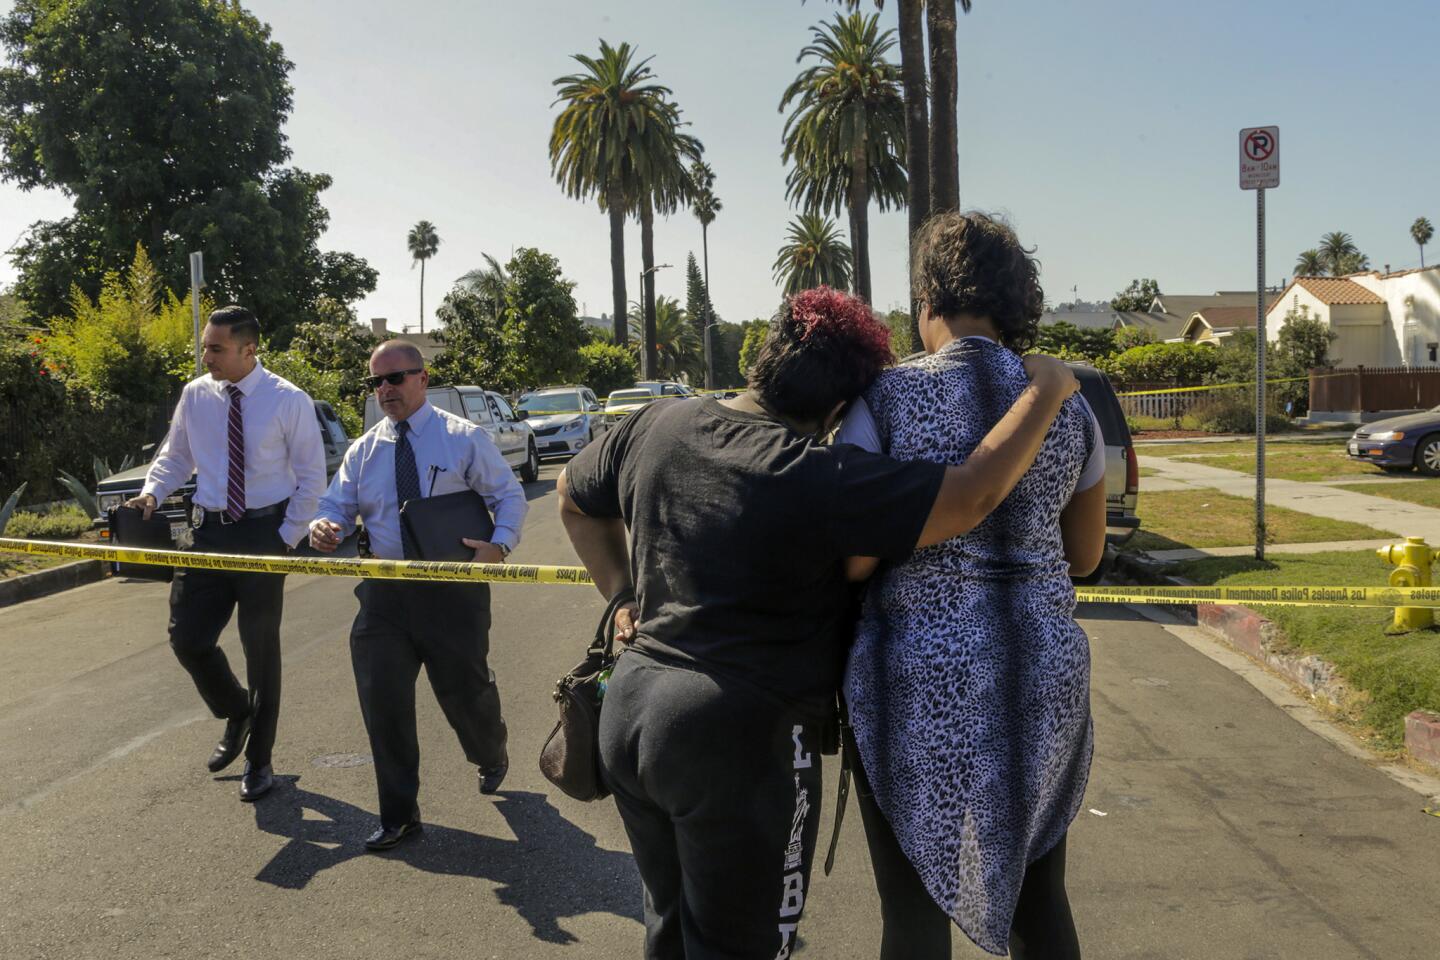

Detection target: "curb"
[1111, 552, 1432, 774]
[0, 559, 107, 610]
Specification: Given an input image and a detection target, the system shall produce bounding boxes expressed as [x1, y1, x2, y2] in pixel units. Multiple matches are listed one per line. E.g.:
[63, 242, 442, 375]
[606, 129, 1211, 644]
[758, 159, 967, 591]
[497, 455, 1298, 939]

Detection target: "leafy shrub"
[3, 504, 92, 539]
[1194, 391, 1291, 434]
[580, 341, 638, 398]
[1107, 342, 1220, 386]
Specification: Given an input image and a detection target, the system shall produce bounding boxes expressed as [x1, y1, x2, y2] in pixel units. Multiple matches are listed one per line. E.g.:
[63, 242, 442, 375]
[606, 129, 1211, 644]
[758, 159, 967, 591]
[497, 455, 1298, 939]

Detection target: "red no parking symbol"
[1244, 129, 1275, 161]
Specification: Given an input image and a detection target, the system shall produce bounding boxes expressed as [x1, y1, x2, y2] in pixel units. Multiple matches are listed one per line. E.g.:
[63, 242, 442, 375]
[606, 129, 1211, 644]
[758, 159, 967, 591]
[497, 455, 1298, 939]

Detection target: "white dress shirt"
[142, 361, 327, 547]
[315, 401, 527, 560]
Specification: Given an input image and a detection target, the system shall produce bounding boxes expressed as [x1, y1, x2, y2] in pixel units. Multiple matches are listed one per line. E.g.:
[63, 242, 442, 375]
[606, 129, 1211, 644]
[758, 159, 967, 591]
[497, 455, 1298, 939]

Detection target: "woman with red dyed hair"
[557, 286, 1078, 959]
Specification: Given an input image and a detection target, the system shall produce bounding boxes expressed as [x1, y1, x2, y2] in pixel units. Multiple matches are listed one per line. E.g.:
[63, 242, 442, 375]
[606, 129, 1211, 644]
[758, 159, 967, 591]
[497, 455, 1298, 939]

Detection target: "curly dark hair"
[749, 287, 894, 423]
[911, 212, 1044, 354]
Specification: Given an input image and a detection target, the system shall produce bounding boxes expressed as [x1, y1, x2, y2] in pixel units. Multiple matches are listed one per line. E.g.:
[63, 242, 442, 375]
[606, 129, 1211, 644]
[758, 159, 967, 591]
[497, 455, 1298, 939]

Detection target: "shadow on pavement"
[251, 778, 641, 943]
[523, 477, 559, 502]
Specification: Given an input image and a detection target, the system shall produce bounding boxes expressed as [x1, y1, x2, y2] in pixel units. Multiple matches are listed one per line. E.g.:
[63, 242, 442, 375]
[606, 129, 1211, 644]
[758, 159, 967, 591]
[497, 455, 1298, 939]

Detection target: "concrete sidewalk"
[1138, 456, 1440, 541]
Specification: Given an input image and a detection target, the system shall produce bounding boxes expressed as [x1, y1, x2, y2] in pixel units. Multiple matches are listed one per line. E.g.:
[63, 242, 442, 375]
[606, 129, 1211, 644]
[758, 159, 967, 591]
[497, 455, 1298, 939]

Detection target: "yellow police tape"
[0, 538, 594, 586]
[7, 537, 1440, 608]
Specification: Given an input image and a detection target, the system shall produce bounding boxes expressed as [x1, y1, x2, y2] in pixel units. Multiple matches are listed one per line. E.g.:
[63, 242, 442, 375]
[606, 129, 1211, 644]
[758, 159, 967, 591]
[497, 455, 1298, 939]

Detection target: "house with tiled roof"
[1265, 267, 1440, 366]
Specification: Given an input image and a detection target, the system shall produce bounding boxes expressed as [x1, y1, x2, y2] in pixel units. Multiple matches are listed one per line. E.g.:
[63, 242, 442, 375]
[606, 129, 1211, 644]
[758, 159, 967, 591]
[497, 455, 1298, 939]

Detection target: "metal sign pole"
[1255, 189, 1266, 560]
[189, 252, 205, 377]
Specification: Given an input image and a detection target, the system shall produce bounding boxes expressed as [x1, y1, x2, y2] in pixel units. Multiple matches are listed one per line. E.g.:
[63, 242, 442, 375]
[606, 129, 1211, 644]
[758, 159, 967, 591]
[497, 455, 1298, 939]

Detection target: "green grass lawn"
[0, 551, 71, 579]
[1161, 550, 1440, 749]
[1140, 439, 1386, 482]
[1128, 489, 1389, 550]
[1331, 479, 1440, 509]
[1138, 466, 1162, 477]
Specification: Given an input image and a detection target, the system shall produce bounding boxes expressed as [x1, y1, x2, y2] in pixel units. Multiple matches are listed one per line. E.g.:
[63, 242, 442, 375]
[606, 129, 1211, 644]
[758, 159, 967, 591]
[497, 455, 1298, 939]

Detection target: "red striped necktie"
[225, 384, 246, 521]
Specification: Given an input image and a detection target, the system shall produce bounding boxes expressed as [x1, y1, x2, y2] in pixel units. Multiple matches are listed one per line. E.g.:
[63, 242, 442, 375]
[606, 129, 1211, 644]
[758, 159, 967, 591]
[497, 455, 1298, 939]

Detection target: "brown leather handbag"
[538, 589, 634, 802]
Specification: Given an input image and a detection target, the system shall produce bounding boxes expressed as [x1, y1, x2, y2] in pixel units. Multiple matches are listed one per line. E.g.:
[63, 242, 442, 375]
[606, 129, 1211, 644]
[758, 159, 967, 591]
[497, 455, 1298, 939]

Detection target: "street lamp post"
[638, 263, 671, 380]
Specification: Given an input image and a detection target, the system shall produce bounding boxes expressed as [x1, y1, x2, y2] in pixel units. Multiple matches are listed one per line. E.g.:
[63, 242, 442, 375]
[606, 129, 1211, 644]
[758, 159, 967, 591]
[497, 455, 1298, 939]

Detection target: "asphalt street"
[2, 463, 1438, 959]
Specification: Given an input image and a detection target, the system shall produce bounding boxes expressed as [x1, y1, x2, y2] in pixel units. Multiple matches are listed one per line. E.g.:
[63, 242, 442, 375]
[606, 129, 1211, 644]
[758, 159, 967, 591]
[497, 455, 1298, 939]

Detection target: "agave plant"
[56, 470, 99, 519]
[0, 483, 27, 537]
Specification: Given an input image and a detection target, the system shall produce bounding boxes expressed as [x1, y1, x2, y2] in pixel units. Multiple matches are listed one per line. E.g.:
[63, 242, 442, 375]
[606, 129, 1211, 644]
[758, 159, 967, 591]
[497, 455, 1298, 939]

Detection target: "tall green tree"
[629, 295, 700, 381]
[780, 12, 906, 304]
[685, 254, 709, 342]
[1412, 217, 1434, 269]
[285, 297, 378, 425]
[0, 0, 374, 342]
[773, 214, 852, 294]
[455, 254, 509, 316]
[406, 220, 440, 333]
[430, 285, 507, 391]
[688, 160, 722, 386]
[1294, 249, 1325, 277]
[1110, 278, 1161, 311]
[551, 41, 680, 347]
[1318, 231, 1369, 276]
[500, 248, 588, 392]
[738, 318, 771, 379]
[822, 1, 972, 343]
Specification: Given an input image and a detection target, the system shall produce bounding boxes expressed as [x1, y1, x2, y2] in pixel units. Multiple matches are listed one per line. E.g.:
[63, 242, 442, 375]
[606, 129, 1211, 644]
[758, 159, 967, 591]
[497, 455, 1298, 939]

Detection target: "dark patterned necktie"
[225, 385, 246, 521]
[395, 419, 420, 556]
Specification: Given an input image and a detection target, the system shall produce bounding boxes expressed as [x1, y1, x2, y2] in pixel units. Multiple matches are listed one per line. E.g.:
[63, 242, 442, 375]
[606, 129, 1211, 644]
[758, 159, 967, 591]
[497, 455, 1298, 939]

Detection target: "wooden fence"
[1309, 367, 1440, 413]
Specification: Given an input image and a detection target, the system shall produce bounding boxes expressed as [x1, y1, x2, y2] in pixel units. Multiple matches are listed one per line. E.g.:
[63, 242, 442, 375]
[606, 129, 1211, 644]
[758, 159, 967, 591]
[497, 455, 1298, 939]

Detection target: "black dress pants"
[852, 743, 1081, 960]
[599, 651, 824, 960]
[168, 513, 289, 768]
[349, 580, 507, 828]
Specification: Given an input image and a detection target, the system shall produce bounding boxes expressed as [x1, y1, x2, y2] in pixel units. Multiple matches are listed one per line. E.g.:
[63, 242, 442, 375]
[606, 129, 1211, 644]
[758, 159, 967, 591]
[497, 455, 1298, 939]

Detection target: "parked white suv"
[364, 385, 540, 483]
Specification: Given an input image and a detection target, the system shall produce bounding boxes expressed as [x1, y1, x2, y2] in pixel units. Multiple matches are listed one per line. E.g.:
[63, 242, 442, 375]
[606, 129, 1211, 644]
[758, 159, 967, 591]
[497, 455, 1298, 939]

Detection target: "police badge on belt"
[191, 502, 205, 529]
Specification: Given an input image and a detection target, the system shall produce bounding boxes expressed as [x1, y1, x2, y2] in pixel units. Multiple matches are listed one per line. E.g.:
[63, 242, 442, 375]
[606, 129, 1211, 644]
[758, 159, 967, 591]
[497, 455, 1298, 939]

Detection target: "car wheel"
[1416, 435, 1440, 477]
[520, 441, 540, 483]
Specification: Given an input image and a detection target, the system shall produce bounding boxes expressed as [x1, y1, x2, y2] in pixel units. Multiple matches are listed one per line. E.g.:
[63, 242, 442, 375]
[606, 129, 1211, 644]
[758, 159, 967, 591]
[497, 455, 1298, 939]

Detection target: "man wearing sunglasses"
[124, 305, 327, 802]
[309, 339, 526, 850]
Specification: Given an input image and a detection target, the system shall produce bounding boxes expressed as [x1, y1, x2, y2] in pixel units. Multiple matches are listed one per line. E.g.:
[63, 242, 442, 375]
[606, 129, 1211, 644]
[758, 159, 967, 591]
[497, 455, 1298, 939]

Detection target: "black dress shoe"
[239, 762, 274, 802]
[364, 820, 422, 851]
[207, 712, 252, 773]
[478, 759, 508, 796]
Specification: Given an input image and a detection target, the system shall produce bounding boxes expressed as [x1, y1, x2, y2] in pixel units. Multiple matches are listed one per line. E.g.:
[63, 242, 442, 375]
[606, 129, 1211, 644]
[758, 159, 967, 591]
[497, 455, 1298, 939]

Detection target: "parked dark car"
[93, 400, 352, 547]
[1347, 411, 1440, 475]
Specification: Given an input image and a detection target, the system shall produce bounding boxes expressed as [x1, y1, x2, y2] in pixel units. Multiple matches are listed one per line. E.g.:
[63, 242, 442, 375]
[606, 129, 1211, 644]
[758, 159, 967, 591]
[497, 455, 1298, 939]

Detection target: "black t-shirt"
[565, 396, 945, 710]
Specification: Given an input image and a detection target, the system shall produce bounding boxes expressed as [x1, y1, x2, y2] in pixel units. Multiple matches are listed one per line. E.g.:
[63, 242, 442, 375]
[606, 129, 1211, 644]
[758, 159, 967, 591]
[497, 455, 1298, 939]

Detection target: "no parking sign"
[1239, 126, 1279, 190]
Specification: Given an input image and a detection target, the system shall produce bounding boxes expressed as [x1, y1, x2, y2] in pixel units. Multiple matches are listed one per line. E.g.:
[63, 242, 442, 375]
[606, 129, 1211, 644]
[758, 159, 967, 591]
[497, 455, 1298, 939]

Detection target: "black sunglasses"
[364, 368, 424, 390]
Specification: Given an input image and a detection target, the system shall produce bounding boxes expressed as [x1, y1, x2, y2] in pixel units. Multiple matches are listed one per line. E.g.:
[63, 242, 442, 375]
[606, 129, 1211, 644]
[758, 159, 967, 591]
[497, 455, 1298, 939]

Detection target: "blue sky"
[2, 0, 1436, 331]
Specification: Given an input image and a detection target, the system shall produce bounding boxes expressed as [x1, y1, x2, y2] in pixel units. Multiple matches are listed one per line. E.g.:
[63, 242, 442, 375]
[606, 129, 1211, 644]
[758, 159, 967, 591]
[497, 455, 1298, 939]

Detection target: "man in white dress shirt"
[309, 339, 526, 850]
[125, 306, 326, 802]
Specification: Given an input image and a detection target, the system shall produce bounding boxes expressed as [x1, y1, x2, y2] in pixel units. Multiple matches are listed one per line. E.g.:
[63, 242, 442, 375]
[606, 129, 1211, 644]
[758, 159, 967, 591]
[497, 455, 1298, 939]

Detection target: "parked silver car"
[517, 385, 607, 460]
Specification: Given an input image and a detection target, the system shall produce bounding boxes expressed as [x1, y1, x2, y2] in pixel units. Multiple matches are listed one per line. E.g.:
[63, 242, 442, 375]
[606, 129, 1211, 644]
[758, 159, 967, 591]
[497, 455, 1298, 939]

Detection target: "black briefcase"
[398, 490, 496, 562]
[107, 506, 176, 582]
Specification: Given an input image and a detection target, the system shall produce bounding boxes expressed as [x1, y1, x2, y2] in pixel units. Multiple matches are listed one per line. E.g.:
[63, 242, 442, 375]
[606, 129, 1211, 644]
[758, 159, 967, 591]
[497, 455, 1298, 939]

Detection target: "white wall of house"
[1352, 269, 1440, 367]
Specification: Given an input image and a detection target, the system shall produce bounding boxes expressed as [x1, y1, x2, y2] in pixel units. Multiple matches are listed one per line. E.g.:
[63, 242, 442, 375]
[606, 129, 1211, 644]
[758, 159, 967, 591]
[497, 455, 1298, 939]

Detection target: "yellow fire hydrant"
[1377, 537, 1435, 631]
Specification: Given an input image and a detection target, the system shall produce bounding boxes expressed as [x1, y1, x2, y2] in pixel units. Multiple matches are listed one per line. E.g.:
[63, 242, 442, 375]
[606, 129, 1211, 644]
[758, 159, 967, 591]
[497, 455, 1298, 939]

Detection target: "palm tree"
[773, 214, 853, 294]
[628, 295, 700, 380]
[1294, 249, 1324, 277]
[1318, 231, 1362, 277]
[1413, 217, 1435, 269]
[688, 160, 722, 387]
[781, 12, 906, 304]
[634, 121, 703, 380]
[926, 0, 973, 214]
[455, 253, 508, 322]
[406, 220, 440, 333]
[551, 41, 677, 346]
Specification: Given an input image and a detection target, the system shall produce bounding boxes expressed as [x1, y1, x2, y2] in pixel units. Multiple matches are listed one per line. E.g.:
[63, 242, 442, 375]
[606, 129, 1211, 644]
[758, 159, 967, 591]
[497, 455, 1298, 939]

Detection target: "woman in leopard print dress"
[837, 213, 1107, 958]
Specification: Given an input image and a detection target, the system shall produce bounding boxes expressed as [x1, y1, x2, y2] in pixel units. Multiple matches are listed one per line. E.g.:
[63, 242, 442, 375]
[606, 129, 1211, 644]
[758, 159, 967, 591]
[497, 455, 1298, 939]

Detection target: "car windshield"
[519, 393, 582, 414]
[607, 390, 655, 406]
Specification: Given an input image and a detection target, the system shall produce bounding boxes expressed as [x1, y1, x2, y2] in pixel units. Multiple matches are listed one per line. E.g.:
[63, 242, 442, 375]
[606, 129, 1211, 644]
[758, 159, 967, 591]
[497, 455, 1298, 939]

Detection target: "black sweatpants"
[168, 513, 288, 768]
[852, 746, 1080, 959]
[598, 651, 824, 960]
[349, 579, 507, 828]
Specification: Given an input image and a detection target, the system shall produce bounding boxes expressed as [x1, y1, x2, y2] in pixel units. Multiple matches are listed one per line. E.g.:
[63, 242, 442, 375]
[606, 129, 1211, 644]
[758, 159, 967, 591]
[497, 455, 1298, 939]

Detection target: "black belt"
[194, 500, 289, 527]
